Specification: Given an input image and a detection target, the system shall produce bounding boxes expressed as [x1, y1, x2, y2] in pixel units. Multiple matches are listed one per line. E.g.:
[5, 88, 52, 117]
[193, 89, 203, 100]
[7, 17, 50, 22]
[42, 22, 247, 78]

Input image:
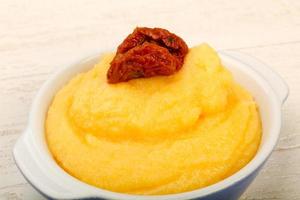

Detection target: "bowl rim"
[15, 50, 284, 200]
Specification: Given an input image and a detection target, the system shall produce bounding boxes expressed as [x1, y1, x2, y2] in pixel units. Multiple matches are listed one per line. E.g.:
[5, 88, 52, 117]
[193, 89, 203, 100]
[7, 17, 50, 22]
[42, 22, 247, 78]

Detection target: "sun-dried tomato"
[107, 27, 188, 83]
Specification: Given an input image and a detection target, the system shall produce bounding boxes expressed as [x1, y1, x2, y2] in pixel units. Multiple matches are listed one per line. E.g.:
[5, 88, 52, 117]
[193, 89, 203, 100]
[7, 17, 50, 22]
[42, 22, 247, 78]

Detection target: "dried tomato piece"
[107, 27, 188, 83]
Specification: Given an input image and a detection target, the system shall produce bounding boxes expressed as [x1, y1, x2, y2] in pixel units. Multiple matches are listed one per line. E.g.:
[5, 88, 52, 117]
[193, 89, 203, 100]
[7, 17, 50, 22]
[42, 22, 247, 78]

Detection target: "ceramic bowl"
[13, 50, 288, 200]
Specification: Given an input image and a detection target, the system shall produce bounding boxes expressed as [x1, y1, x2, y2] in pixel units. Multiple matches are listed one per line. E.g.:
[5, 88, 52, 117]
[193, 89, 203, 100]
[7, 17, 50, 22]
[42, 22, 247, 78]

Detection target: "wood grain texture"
[0, 0, 299, 199]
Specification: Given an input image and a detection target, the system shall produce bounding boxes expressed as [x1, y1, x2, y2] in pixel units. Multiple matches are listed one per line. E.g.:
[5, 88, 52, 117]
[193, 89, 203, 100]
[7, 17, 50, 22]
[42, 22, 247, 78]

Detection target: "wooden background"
[0, 0, 299, 199]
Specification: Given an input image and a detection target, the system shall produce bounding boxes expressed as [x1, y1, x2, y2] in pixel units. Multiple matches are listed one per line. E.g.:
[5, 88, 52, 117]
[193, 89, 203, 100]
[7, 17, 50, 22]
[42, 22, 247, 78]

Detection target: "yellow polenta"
[45, 44, 261, 195]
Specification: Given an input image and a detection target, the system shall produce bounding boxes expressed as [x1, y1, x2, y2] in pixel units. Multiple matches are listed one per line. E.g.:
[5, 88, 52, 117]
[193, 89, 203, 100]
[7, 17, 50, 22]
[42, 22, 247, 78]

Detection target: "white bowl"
[13, 50, 288, 200]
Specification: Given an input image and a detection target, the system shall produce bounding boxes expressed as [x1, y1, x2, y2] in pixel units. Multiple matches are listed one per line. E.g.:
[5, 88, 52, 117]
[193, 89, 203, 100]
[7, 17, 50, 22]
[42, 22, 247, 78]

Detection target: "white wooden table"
[0, 0, 299, 199]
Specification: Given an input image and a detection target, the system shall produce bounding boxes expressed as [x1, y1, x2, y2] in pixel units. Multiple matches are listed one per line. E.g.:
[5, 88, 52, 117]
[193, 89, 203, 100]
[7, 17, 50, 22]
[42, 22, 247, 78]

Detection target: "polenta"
[45, 44, 261, 195]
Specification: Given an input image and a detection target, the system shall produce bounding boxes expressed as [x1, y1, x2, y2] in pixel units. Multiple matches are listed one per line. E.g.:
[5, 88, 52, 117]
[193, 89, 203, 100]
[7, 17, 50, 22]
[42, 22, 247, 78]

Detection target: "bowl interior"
[26, 52, 280, 200]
